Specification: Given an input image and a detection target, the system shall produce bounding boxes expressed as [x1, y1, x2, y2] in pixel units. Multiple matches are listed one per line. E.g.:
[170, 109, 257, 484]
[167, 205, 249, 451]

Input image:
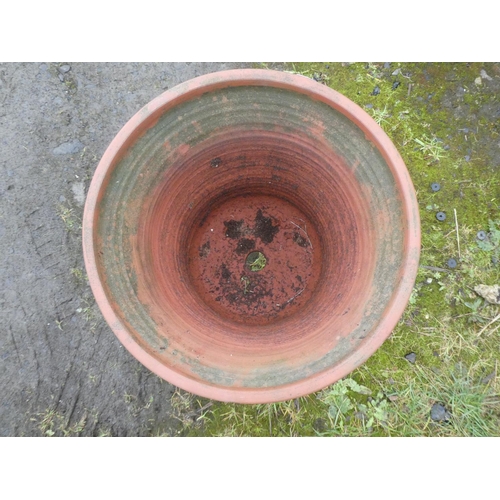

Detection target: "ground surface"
[1, 62, 499, 437]
[0, 62, 250, 436]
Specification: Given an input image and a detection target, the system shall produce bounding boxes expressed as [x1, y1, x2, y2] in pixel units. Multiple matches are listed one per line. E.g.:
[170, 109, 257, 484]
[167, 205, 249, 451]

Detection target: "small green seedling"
[246, 252, 267, 272]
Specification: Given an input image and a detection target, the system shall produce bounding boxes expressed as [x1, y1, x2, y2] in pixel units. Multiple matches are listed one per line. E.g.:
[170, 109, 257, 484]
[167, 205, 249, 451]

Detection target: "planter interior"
[83, 70, 420, 403]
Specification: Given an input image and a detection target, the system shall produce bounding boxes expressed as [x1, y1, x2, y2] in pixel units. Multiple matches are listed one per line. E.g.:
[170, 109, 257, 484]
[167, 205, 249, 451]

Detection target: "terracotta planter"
[83, 69, 420, 404]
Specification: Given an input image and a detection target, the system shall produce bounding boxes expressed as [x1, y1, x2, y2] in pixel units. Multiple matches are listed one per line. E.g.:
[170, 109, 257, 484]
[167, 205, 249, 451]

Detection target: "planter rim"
[83, 68, 421, 403]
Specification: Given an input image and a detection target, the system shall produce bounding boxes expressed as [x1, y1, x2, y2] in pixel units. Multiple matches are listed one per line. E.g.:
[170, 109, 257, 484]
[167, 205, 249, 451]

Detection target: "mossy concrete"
[180, 62, 500, 437]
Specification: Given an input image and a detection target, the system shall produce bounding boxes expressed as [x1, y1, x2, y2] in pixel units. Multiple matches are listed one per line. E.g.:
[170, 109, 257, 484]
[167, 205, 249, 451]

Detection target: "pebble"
[53, 139, 84, 155]
[59, 64, 71, 74]
[405, 352, 416, 364]
[384, 62, 391, 69]
[371, 86, 380, 96]
[430, 403, 451, 422]
[474, 284, 500, 305]
[480, 69, 492, 81]
[392, 81, 400, 90]
[392, 68, 400, 76]
[365, 103, 373, 109]
[465, 155, 471, 162]
[475, 77, 482, 85]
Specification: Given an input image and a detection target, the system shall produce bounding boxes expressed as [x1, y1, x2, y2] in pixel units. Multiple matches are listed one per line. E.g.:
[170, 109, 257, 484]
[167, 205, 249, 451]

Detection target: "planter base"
[188, 193, 321, 325]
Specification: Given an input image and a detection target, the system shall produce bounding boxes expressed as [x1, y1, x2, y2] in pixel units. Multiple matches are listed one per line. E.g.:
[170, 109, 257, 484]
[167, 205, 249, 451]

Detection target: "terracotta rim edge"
[83, 69, 421, 404]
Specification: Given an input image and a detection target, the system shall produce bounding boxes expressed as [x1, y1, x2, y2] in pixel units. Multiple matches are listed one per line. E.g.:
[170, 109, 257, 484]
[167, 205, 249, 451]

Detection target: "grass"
[76, 296, 100, 332]
[57, 204, 80, 232]
[414, 135, 447, 163]
[34, 407, 89, 437]
[159, 62, 500, 437]
[70, 266, 89, 287]
[370, 105, 390, 125]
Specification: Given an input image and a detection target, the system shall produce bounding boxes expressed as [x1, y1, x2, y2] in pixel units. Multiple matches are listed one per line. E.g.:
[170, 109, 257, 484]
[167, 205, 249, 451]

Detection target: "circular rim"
[83, 68, 421, 403]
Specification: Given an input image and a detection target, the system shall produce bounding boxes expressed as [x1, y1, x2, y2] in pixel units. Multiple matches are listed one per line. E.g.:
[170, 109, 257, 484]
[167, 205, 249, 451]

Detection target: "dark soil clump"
[199, 241, 211, 258]
[224, 219, 244, 239]
[254, 209, 279, 244]
[235, 238, 255, 255]
[293, 232, 309, 248]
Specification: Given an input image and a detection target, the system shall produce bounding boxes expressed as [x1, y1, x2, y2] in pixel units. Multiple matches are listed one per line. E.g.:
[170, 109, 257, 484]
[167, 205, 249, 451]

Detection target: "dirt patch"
[223, 219, 245, 239]
[254, 209, 280, 243]
[235, 238, 256, 255]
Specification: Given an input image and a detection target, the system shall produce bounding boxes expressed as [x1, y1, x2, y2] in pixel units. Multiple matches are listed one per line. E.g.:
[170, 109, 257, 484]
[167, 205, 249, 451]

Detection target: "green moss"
[169, 63, 500, 437]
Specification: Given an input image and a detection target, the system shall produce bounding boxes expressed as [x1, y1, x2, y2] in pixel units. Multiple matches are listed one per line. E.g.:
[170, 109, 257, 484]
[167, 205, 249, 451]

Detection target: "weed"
[61, 412, 87, 437]
[97, 427, 112, 437]
[34, 407, 88, 437]
[37, 408, 57, 436]
[370, 105, 390, 125]
[317, 378, 392, 435]
[247, 252, 267, 272]
[57, 204, 80, 232]
[123, 393, 135, 404]
[76, 296, 99, 331]
[70, 267, 86, 285]
[461, 297, 488, 324]
[414, 135, 447, 162]
[240, 276, 250, 294]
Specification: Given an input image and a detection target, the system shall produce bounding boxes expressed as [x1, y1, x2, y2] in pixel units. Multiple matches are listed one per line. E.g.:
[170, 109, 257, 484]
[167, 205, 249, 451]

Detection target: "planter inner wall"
[91, 80, 415, 401]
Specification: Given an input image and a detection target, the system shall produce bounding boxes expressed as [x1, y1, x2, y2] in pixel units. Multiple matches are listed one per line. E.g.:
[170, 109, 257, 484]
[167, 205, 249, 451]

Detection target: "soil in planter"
[187, 194, 322, 325]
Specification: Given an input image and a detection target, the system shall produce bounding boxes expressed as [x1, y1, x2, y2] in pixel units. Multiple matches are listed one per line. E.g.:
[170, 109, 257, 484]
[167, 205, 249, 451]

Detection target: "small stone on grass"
[480, 69, 492, 81]
[405, 352, 416, 364]
[430, 403, 451, 422]
[474, 284, 500, 305]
